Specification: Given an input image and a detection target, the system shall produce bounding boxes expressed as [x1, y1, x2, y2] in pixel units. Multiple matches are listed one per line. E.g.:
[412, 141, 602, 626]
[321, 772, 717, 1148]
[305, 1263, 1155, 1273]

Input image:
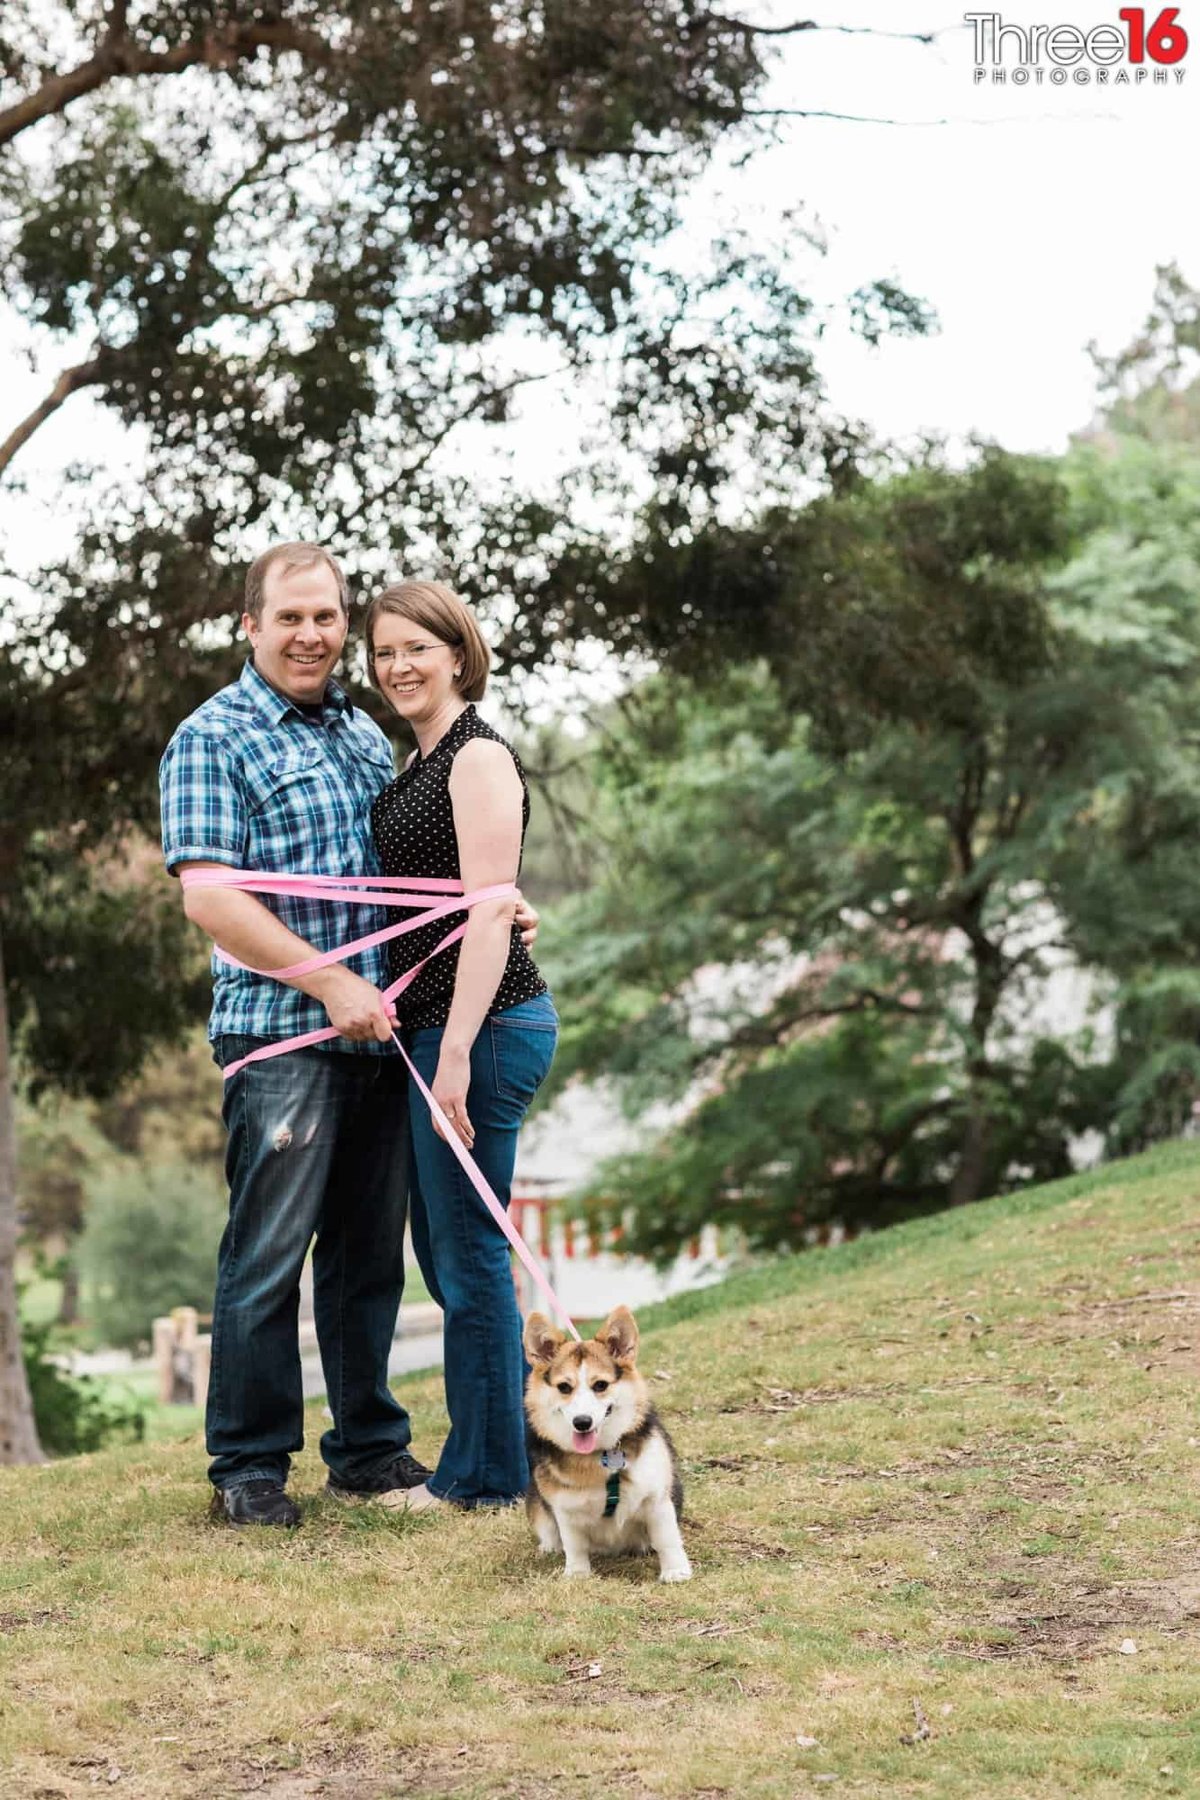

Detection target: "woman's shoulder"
[449, 734, 520, 783]
[452, 709, 522, 766]
[458, 706, 511, 747]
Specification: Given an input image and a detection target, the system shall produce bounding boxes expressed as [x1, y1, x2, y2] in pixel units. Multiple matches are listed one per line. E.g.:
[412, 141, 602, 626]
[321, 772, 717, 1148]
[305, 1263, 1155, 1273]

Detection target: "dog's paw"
[536, 1541, 560, 1556]
[563, 1564, 593, 1579]
[658, 1562, 693, 1583]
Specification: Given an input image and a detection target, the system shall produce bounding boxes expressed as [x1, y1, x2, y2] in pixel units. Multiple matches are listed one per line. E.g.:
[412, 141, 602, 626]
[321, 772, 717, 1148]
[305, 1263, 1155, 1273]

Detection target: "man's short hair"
[243, 543, 350, 625]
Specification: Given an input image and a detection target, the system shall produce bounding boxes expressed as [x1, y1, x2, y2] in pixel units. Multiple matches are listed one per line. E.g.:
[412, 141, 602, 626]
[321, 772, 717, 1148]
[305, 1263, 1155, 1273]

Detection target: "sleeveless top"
[370, 704, 548, 1031]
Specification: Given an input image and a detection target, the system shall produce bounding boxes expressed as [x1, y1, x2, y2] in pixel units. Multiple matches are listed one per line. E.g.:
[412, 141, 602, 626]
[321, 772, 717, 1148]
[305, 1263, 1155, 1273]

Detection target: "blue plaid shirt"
[160, 660, 397, 1050]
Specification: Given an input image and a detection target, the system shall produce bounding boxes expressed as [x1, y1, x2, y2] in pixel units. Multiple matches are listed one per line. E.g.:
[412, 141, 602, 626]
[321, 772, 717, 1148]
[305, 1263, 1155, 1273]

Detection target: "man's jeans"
[405, 994, 559, 1507]
[208, 1037, 413, 1491]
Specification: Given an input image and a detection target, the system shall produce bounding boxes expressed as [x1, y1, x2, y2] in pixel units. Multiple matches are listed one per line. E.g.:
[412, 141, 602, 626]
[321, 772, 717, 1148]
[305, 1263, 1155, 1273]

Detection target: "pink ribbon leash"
[182, 866, 580, 1338]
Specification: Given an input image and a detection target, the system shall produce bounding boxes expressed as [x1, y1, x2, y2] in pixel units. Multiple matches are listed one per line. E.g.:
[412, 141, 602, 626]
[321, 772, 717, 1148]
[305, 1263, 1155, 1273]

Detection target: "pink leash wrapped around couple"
[180, 866, 581, 1339]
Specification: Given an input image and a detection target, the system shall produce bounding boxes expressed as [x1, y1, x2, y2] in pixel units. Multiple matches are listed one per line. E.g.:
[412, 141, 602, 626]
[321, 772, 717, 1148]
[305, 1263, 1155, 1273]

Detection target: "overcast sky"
[3, 0, 1198, 583]
[767, 0, 1198, 452]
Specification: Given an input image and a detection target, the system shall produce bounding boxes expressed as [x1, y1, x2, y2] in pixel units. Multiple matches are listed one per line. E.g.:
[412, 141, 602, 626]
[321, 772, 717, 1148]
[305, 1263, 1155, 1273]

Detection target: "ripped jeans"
[207, 1037, 414, 1491]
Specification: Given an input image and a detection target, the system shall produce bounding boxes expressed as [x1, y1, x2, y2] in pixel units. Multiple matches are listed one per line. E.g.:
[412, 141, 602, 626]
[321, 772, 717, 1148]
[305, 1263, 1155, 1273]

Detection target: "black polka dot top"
[370, 704, 549, 1031]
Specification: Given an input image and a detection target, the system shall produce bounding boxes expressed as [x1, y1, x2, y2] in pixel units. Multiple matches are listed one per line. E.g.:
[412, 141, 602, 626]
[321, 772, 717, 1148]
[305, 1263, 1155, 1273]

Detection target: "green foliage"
[542, 444, 1200, 1257]
[14, 1109, 93, 1245]
[76, 1160, 226, 1351]
[20, 1315, 145, 1456]
[510, 720, 603, 906]
[527, 446, 1066, 755]
[1087, 260, 1200, 448]
[4, 838, 210, 1102]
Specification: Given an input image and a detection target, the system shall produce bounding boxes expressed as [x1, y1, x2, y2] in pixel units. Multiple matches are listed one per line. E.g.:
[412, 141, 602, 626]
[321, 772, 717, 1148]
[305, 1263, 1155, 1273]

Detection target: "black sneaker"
[325, 1449, 433, 1502]
[211, 1480, 301, 1529]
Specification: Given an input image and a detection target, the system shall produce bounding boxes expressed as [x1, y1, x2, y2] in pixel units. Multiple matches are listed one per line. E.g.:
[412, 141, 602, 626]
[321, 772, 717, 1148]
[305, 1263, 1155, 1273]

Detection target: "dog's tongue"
[572, 1429, 599, 1455]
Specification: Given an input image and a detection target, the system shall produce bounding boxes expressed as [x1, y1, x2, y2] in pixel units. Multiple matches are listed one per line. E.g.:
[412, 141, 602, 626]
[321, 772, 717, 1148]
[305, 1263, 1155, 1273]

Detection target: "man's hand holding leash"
[183, 857, 537, 1055]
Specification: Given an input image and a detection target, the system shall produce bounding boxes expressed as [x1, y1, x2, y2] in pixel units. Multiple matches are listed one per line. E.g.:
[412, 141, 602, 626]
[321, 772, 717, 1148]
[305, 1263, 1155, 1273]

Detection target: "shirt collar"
[238, 658, 353, 724]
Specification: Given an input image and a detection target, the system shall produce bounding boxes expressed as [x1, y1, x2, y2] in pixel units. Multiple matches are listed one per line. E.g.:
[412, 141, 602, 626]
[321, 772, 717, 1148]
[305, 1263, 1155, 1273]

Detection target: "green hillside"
[4, 1142, 1200, 1798]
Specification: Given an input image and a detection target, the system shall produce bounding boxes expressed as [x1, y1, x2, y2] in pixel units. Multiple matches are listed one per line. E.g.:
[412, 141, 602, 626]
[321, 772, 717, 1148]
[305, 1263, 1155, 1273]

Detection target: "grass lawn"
[3, 1141, 1200, 1798]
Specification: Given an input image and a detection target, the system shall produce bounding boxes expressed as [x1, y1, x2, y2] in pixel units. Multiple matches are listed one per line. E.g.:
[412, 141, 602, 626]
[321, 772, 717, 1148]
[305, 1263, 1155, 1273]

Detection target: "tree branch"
[745, 106, 957, 126]
[724, 984, 938, 1057]
[400, 365, 571, 479]
[0, 356, 106, 481]
[0, 265, 328, 482]
[0, 20, 337, 148]
[700, 14, 947, 43]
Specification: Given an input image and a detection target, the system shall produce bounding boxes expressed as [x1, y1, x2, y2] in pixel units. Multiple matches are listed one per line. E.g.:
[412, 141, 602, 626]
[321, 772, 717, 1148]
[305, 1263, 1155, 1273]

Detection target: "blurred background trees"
[539, 436, 1200, 1254]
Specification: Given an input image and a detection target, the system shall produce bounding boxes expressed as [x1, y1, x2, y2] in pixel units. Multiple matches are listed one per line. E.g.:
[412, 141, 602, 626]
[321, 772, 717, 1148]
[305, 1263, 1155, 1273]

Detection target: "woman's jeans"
[405, 993, 558, 1506]
[208, 1037, 414, 1491]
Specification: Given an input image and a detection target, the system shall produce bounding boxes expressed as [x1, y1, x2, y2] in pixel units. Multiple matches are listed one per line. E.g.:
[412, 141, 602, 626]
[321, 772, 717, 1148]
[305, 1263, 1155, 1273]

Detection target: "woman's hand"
[513, 890, 539, 949]
[431, 1044, 474, 1147]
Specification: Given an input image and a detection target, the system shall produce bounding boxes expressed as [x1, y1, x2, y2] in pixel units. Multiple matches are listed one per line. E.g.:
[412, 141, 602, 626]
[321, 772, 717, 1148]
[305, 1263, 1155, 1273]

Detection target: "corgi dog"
[522, 1305, 692, 1583]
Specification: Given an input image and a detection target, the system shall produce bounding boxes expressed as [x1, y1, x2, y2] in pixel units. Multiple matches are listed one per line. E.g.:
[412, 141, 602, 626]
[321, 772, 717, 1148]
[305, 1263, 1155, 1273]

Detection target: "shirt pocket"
[358, 742, 397, 809]
[244, 742, 326, 818]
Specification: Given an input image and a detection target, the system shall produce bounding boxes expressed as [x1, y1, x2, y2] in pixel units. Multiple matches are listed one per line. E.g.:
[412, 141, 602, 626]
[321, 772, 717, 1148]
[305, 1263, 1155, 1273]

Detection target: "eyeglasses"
[370, 641, 455, 667]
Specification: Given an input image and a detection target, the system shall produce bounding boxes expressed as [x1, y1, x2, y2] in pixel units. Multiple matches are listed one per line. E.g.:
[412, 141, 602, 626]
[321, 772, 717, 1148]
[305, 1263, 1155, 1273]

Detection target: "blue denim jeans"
[405, 993, 558, 1506]
[208, 1037, 413, 1491]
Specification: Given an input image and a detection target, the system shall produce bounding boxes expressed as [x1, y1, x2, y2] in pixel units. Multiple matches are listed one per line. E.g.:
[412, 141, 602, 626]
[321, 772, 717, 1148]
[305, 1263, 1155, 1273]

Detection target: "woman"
[367, 579, 557, 1511]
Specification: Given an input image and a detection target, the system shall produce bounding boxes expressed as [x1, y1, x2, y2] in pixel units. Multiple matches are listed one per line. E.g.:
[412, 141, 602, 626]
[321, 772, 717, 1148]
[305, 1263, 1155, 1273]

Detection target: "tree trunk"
[0, 924, 45, 1464]
[57, 1259, 80, 1329]
[948, 1101, 993, 1208]
[949, 914, 1005, 1210]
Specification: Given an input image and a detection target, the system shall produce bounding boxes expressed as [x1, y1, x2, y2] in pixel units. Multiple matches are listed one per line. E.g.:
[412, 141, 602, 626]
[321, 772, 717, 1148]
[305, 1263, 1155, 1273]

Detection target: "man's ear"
[523, 1312, 565, 1366]
[597, 1305, 639, 1367]
[241, 610, 258, 646]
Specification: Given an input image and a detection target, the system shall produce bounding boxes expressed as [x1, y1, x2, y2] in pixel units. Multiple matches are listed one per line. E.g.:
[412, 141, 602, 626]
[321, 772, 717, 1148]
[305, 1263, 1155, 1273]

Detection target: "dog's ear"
[597, 1305, 639, 1367]
[523, 1312, 565, 1366]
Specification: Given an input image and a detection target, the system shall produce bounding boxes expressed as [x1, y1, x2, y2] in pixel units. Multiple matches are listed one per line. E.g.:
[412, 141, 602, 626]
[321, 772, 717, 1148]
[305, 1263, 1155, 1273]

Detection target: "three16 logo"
[967, 8, 1189, 82]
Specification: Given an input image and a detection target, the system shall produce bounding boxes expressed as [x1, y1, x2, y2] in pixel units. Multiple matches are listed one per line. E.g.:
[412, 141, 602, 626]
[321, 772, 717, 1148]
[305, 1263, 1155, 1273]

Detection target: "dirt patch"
[716, 1526, 795, 1562]
[193, 1742, 454, 1800]
[1078, 1289, 1200, 1313]
[1047, 1287, 1200, 1341]
[217, 1775, 403, 1799]
[946, 1571, 1200, 1663]
[852, 1629, 908, 1654]
[720, 1382, 902, 1416]
[817, 1433, 1139, 1487]
[1120, 1574, 1200, 1626]
[0, 1607, 71, 1632]
[689, 1453, 760, 1473]
[814, 1444, 985, 1483]
[1031, 1287, 1200, 1374]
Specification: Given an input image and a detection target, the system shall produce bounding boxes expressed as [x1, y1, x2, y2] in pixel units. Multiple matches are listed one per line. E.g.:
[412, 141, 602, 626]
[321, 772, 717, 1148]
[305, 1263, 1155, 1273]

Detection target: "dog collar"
[599, 1446, 625, 1517]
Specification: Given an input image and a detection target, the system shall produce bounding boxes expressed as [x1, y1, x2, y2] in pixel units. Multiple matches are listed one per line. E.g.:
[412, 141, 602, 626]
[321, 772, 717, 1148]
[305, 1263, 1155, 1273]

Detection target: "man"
[160, 542, 535, 1527]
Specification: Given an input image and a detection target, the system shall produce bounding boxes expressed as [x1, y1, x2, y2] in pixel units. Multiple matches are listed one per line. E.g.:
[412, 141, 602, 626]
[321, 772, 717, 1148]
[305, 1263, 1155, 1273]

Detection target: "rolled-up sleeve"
[159, 729, 248, 875]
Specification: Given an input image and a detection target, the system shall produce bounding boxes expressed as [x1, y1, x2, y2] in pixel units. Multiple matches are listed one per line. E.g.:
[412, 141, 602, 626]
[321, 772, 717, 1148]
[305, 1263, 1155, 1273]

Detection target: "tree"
[0, 935, 40, 1463]
[16, 1027, 226, 1327]
[540, 446, 1200, 1258]
[1, 4, 935, 1456]
[77, 1158, 227, 1351]
[1086, 260, 1200, 449]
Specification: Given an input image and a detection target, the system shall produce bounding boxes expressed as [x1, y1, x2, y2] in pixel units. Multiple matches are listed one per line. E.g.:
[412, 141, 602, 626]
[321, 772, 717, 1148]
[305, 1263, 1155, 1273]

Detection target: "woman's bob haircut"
[364, 580, 491, 703]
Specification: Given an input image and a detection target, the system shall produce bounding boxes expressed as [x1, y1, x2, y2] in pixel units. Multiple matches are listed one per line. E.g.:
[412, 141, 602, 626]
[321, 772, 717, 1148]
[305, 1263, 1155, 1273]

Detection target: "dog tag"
[600, 1448, 626, 1471]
